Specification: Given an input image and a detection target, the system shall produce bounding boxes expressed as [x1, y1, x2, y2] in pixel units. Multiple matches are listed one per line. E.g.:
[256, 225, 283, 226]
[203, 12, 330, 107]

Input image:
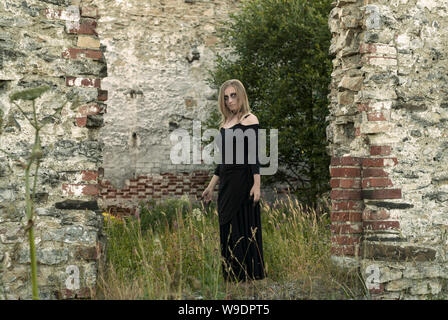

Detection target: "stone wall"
[77, 0, 242, 211]
[0, 0, 105, 299]
[328, 0, 448, 299]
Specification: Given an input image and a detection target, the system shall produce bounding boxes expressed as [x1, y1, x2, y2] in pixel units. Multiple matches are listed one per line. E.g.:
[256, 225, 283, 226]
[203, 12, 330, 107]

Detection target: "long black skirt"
[217, 165, 265, 282]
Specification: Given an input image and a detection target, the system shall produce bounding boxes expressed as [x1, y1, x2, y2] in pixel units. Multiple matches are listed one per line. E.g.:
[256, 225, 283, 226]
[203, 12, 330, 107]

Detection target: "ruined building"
[0, 0, 447, 299]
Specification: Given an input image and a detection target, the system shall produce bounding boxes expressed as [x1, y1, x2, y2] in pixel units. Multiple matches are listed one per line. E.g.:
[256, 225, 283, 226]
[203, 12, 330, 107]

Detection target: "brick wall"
[99, 171, 211, 215]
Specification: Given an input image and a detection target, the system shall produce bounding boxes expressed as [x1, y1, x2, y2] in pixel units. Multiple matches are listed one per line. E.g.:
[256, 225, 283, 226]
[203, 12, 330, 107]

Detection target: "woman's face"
[224, 86, 240, 114]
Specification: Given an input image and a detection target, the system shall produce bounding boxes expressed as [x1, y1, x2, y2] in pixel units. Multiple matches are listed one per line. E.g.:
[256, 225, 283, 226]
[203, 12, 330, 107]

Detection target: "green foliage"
[9, 86, 50, 101]
[138, 198, 212, 233]
[207, 0, 333, 205]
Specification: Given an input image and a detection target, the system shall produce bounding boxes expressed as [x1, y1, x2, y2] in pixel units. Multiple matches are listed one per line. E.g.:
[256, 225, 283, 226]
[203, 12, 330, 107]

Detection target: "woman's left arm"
[249, 122, 261, 203]
[251, 174, 261, 203]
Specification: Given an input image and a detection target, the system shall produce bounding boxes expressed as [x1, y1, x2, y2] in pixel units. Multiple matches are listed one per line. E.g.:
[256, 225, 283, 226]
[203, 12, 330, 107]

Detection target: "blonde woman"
[202, 79, 265, 282]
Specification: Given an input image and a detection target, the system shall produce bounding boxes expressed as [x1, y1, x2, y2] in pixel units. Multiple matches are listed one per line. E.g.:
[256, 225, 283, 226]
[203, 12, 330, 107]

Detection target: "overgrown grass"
[95, 195, 366, 300]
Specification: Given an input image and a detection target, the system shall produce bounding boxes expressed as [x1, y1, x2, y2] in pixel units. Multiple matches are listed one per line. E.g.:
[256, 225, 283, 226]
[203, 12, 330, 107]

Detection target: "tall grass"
[95, 195, 365, 300]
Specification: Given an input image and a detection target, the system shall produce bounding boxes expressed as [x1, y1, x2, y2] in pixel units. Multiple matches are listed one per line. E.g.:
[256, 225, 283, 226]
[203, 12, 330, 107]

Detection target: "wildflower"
[180, 194, 190, 204]
[102, 212, 123, 224]
[192, 208, 203, 222]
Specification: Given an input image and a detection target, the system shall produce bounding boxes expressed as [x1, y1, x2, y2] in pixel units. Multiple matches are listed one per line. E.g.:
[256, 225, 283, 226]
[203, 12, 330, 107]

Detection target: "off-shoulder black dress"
[214, 119, 265, 282]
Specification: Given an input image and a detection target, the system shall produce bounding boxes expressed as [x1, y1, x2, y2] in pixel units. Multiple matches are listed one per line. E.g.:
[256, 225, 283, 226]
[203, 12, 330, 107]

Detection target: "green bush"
[207, 0, 333, 206]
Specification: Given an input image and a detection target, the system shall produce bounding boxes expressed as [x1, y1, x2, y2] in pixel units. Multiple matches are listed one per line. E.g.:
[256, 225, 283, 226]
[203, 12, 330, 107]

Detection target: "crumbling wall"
[79, 0, 241, 212]
[328, 0, 448, 299]
[0, 0, 105, 299]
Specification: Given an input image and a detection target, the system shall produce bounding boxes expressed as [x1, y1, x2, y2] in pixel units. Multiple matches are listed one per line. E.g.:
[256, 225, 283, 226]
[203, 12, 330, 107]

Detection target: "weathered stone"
[385, 278, 413, 292]
[363, 243, 437, 262]
[368, 201, 414, 210]
[86, 114, 104, 128]
[410, 280, 442, 296]
[18, 248, 69, 266]
[55, 200, 99, 210]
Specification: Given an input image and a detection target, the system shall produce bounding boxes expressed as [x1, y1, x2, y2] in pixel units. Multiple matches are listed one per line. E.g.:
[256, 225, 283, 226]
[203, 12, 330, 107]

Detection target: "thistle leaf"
[9, 86, 50, 102]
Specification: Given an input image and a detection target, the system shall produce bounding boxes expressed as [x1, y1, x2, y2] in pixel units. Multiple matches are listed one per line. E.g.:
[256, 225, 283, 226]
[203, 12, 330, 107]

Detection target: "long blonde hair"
[217, 79, 251, 129]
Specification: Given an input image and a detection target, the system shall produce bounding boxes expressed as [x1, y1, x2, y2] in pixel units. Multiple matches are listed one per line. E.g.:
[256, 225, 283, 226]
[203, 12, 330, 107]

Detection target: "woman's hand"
[249, 183, 260, 203]
[201, 186, 214, 203]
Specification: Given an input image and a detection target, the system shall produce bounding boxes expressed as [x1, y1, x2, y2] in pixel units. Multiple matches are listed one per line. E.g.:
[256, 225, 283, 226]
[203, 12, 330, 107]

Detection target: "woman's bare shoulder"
[241, 113, 259, 125]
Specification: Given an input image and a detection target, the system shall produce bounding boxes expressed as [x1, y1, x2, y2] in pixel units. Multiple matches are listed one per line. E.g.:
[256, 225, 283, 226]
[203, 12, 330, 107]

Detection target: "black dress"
[214, 119, 266, 282]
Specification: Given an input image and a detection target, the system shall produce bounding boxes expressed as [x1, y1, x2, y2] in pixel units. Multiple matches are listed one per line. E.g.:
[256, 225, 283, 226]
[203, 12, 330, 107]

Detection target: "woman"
[202, 79, 265, 283]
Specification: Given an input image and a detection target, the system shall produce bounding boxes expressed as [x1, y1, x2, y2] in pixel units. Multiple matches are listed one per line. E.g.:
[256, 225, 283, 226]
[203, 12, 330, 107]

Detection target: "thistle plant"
[1, 86, 65, 299]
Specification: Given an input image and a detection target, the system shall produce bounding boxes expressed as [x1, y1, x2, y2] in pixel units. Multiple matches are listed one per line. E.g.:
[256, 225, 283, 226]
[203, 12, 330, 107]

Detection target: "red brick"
[331, 211, 362, 222]
[370, 146, 391, 156]
[331, 190, 362, 200]
[362, 158, 384, 167]
[331, 157, 362, 166]
[363, 220, 400, 231]
[362, 209, 390, 220]
[331, 178, 362, 189]
[330, 178, 339, 188]
[330, 223, 362, 234]
[332, 200, 364, 211]
[362, 189, 402, 200]
[362, 168, 389, 177]
[98, 89, 108, 101]
[66, 77, 101, 88]
[362, 158, 398, 167]
[357, 103, 371, 112]
[368, 283, 385, 295]
[330, 168, 361, 178]
[67, 21, 97, 35]
[57, 287, 92, 299]
[330, 245, 360, 256]
[342, 178, 361, 189]
[81, 170, 98, 181]
[62, 184, 99, 196]
[362, 178, 393, 188]
[367, 112, 387, 121]
[78, 104, 103, 116]
[331, 235, 361, 245]
[62, 48, 103, 60]
[76, 117, 87, 127]
[83, 184, 99, 195]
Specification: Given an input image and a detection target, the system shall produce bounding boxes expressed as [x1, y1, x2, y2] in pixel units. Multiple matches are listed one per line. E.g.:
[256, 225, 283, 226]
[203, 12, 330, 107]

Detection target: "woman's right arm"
[208, 175, 219, 190]
[208, 164, 220, 189]
[202, 164, 220, 202]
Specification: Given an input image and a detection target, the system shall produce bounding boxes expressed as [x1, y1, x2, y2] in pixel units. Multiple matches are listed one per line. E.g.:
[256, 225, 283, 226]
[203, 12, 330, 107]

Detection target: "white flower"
[192, 208, 203, 221]
[180, 194, 189, 203]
